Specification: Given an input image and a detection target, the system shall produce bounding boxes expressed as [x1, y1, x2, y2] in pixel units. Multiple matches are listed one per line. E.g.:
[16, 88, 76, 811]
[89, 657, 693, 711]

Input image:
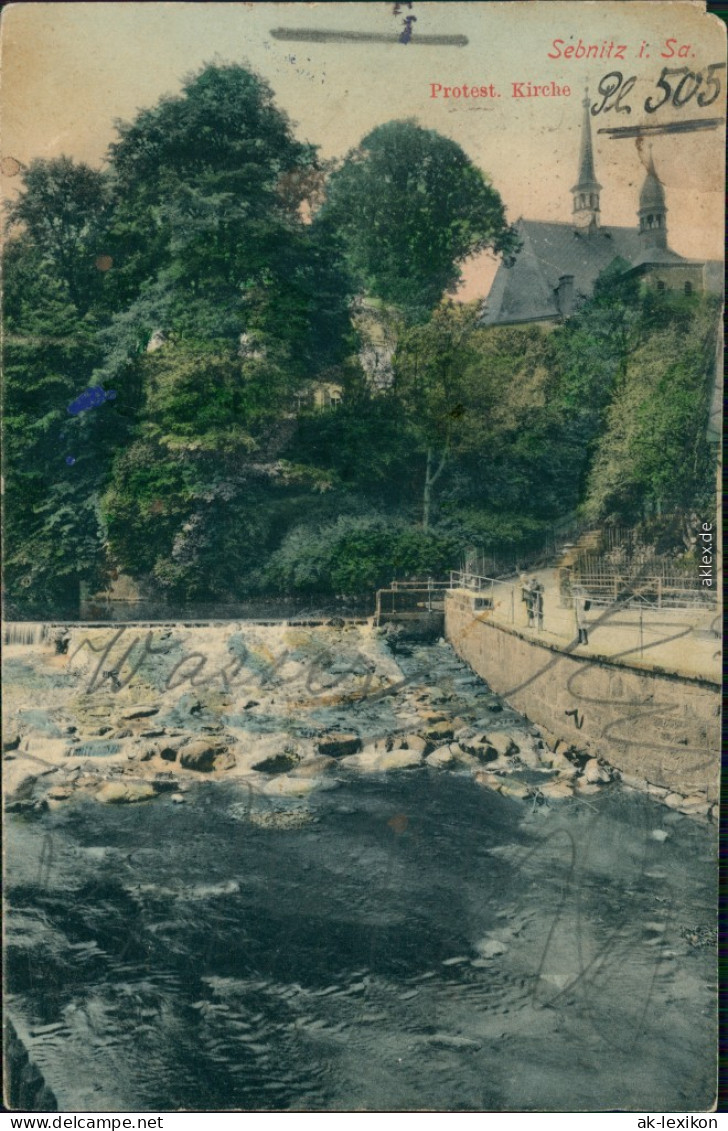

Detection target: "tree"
[5, 157, 112, 315]
[2, 304, 121, 615]
[391, 302, 486, 528]
[317, 120, 518, 321]
[103, 64, 324, 336]
[583, 293, 719, 524]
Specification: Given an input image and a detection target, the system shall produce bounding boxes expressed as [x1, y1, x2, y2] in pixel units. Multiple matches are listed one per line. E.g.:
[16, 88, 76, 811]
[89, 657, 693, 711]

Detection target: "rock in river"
[179, 740, 229, 773]
[316, 733, 362, 758]
[96, 781, 156, 804]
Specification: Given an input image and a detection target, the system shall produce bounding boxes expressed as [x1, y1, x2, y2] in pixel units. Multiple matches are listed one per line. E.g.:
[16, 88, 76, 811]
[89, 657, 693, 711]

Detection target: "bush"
[265, 515, 460, 596]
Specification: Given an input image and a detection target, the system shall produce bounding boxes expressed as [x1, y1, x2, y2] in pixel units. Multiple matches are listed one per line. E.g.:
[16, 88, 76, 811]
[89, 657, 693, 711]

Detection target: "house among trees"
[482, 93, 722, 327]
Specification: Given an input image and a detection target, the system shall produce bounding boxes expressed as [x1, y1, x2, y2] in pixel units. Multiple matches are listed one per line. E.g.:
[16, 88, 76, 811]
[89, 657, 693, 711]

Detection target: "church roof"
[639, 152, 667, 212]
[481, 219, 644, 325]
[482, 221, 722, 325]
[481, 101, 722, 327]
[572, 95, 602, 194]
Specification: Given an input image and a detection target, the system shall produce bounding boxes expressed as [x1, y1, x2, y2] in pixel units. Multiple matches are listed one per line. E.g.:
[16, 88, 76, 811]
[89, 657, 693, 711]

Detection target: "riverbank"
[2, 622, 718, 820]
[445, 591, 720, 808]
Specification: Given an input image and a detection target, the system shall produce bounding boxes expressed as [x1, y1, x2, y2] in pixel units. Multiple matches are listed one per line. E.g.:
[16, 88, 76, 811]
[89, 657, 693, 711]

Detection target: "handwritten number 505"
[645, 63, 725, 112]
[592, 62, 725, 116]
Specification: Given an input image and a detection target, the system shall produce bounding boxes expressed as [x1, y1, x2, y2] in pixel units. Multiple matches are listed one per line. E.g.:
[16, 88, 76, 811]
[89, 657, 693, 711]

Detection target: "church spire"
[571, 90, 602, 229]
[638, 148, 668, 250]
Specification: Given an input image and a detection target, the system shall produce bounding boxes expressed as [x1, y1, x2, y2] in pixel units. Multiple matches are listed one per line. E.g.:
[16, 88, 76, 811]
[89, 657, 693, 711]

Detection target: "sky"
[1, 1, 724, 300]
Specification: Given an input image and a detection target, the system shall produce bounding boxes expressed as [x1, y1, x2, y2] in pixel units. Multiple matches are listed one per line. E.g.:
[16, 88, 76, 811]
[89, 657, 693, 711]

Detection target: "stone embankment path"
[473, 568, 720, 684]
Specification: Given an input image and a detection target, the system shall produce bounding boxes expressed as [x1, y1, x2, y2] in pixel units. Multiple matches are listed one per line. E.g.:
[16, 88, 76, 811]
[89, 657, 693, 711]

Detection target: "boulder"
[583, 759, 611, 784]
[96, 781, 156, 804]
[426, 743, 458, 768]
[290, 755, 337, 778]
[2, 733, 21, 753]
[541, 750, 579, 778]
[339, 749, 381, 772]
[499, 780, 531, 800]
[677, 795, 711, 817]
[417, 710, 448, 724]
[575, 779, 601, 796]
[376, 748, 422, 771]
[316, 732, 362, 758]
[400, 734, 428, 755]
[426, 743, 476, 769]
[122, 707, 159, 720]
[618, 771, 649, 792]
[484, 732, 518, 759]
[540, 779, 574, 801]
[27, 738, 71, 763]
[179, 740, 228, 773]
[663, 792, 685, 810]
[252, 751, 301, 774]
[473, 770, 502, 793]
[514, 736, 544, 770]
[260, 774, 318, 797]
[47, 785, 72, 800]
[156, 737, 188, 762]
[421, 721, 455, 744]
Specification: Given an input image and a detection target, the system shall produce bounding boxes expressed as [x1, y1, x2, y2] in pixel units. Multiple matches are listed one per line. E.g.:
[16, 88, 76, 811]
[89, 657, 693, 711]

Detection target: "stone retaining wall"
[445, 591, 721, 802]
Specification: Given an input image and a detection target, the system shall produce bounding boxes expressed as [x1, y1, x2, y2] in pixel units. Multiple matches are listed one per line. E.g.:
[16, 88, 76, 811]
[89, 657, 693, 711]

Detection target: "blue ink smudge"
[67, 387, 117, 417]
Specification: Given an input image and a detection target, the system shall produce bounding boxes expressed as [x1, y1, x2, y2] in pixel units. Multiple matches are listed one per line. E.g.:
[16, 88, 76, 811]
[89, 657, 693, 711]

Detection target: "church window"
[684, 281, 693, 296]
[656, 280, 666, 293]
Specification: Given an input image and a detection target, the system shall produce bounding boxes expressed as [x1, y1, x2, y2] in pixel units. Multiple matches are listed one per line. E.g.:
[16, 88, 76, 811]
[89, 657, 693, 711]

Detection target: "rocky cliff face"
[4, 1019, 58, 1112]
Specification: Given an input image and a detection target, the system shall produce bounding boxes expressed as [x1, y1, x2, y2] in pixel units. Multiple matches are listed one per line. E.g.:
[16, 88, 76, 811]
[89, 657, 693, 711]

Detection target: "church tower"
[571, 92, 602, 230]
[638, 150, 668, 250]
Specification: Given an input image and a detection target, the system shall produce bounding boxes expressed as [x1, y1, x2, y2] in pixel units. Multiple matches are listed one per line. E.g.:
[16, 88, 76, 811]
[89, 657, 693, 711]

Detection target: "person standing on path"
[573, 585, 590, 645]
[531, 579, 544, 631]
[522, 576, 535, 628]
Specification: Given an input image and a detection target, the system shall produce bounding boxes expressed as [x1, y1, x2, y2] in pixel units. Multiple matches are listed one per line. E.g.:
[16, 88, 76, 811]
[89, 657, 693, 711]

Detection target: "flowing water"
[4, 641, 717, 1113]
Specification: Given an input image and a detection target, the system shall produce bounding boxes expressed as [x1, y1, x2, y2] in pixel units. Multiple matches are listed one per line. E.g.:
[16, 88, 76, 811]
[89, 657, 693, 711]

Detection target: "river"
[4, 636, 717, 1112]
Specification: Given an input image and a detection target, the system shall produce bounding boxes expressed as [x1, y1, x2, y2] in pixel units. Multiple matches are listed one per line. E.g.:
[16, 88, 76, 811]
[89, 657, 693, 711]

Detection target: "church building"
[481, 94, 720, 327]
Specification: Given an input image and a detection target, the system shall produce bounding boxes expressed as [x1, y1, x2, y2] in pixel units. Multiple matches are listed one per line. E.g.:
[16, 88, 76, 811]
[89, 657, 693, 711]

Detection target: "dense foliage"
[316, 120, 519, 322]
[2, 64, 720, 615]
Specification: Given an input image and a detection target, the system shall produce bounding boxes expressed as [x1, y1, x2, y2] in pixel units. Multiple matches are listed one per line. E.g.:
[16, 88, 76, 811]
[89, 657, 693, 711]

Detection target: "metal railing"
[390, 578, 449, 591]
[570, 575, 715, 609]
[449, 570, 500, 594]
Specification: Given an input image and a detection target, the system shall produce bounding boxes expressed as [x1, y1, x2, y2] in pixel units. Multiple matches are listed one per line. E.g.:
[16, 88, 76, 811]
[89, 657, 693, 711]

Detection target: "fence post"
[657, 578, 662, 609]
[511, 587, 515, 624]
